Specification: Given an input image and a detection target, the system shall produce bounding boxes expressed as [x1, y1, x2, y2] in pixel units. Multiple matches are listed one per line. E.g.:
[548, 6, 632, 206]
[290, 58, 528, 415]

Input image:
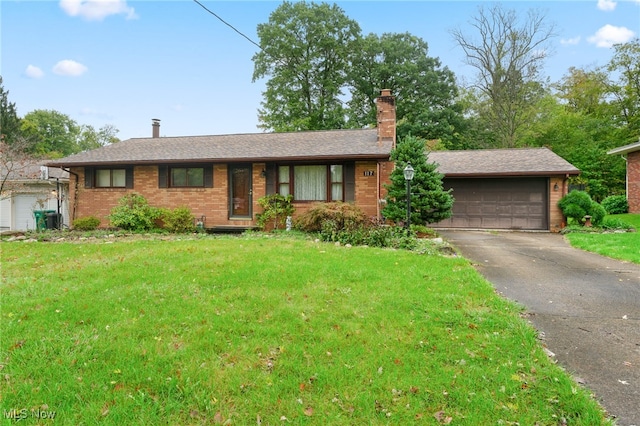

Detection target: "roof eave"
[441, 170, 580, 178]
[46, 154, 391, 168]
[608, 141, 640, 156]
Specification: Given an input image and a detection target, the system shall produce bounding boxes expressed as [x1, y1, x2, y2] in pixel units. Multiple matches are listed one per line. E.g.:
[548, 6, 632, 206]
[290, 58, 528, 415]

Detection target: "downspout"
[377, 162, 381, 221]
[620, 155, 628, 202]
[62, 168, 79, 223]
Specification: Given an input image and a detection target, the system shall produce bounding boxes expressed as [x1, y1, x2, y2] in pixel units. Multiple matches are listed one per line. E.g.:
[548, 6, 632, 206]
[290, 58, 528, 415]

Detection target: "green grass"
[1, 235, 611, 424]
[565, 214, 640, 264]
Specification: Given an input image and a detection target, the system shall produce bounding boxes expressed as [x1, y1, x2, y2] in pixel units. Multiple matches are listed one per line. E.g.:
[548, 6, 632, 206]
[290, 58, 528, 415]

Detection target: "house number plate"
[363, 170, 375, 176]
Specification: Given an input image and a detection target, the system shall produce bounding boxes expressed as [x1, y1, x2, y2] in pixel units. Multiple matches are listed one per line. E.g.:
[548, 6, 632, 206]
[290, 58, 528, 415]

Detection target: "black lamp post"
[403, 162, 414, 230]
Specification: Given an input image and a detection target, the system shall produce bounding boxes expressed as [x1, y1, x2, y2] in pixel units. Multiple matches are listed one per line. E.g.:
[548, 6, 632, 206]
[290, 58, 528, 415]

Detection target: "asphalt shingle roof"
[46, 128, 579, 178]
[429, 147, 580, 176]
[47, 128, 392, 166]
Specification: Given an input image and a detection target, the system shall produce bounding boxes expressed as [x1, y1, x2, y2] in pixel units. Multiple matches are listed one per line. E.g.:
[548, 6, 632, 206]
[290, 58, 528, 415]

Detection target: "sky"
[2, 0, 639, 141]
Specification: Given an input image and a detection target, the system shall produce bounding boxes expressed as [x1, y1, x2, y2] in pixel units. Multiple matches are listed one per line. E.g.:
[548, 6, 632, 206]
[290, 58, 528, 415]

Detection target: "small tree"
[382, 136, 453, 226]
[256, 194, 294, 231]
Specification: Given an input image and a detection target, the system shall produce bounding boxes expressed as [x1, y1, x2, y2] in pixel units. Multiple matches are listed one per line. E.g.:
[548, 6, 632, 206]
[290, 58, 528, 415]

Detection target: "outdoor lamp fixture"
[403, 163, 415, 230]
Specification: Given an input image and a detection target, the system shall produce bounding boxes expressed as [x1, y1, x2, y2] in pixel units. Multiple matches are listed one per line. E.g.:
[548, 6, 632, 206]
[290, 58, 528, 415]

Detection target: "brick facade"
[549, 176, 570, 232]
[627, 151, 640, 213]
[68, 160, 394, 229]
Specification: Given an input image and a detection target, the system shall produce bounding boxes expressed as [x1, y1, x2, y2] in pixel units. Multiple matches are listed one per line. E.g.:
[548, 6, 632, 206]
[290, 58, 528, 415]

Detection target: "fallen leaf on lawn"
[434, 410, 453, 424]
[304, 406, 313, 416]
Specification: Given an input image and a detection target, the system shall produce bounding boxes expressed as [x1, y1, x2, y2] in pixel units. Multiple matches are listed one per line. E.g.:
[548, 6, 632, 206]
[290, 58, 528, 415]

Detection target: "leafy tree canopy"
[347, 32, 465, 147]
[20, 110, 119, 158]
[252, 1, 464, 146]
[252, 1, 360, 132]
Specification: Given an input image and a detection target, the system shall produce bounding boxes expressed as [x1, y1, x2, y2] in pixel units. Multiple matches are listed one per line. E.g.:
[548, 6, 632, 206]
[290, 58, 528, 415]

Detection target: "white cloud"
[59, 0, 137, 21]
[52, 60, 88, 76]
[25, 65, 45, 79]
[597, 0, 617, 11]
[588, 24, 636, 48]
[561, 36, 581, 46]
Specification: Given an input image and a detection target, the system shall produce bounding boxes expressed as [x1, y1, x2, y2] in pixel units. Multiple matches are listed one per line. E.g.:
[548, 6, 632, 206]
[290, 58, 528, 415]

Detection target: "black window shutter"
[84, 167, 94, 188]
[204, 165, 213, 188]
[265, 163, 276, 194]
[344, 162, 355, 202]
[125, 167, 134, 189]
[158, 165, 168, 188]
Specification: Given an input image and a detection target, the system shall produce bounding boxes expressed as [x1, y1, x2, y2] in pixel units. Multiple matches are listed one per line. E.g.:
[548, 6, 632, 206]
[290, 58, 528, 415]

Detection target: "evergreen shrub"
[601, 195, 628, 214]
[72, 216, 100, 231]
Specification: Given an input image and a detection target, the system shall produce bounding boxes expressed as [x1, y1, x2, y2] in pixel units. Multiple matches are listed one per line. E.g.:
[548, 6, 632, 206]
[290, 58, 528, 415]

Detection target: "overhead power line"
[192, 0, 261, 50]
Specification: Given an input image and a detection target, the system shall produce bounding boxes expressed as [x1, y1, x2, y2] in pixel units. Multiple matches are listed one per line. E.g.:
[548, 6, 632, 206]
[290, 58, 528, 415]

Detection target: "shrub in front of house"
[295, 202, 369, 233]
[558, 190, 606, 226]
[296, 202, 418, 249]
[601, 195, 628, 215]
[256, 194, 295, 231]
[72, 216, 101, 231]
[109, 193, 161, 231]
[160, 206, 197, 233]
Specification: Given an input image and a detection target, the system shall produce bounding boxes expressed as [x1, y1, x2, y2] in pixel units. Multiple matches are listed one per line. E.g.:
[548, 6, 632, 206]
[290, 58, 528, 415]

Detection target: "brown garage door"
[432, 178, 549, 230]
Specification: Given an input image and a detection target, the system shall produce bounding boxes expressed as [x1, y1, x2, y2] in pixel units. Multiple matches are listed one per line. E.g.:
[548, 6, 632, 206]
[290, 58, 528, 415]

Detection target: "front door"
[229, 164, 252, 218]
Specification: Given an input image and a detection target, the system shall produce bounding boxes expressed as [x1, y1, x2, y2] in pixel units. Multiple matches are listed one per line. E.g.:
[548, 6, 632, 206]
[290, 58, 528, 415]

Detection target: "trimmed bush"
[295, 202, 369, 233]
[558, 190, 606, 226]
[161, 206, 196, 233]
[601, 195, 628, 214]
[109, 193, 161, 231]
[72, 216, 100, 231]
[589, 202, 606, 226]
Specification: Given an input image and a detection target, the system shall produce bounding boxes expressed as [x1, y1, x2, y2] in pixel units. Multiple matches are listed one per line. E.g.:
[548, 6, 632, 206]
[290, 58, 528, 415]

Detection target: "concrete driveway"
[438, 230, 640, 426]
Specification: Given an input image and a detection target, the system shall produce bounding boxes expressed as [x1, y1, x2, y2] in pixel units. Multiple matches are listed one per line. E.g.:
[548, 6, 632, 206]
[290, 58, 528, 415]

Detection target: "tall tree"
[451, 4, 557, 148]
[252, 1, 360, 131]
[348, 32, 465, 146]
[607, 38, 640, 139]
[20, 109, 81, 158]
[555, 67, 611, 116]
[382, 136, 453, 226]
[0, 76, 22, 146]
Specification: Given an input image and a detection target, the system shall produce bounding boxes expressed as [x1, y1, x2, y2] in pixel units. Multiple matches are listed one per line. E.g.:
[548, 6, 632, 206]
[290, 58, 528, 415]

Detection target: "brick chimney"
[376, 89, 396, 147]
[152, 118, 161, 138]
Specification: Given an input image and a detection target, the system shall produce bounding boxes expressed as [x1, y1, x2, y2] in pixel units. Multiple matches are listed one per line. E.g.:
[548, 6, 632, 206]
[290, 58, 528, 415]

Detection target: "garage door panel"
[432, 178, 548, 230]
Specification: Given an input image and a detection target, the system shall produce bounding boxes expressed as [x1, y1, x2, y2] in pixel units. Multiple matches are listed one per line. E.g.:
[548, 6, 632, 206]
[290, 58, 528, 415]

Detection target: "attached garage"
[428, 148, 580, 232]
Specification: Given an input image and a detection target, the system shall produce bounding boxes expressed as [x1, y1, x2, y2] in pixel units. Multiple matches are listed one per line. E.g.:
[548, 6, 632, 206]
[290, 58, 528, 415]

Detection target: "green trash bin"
[33, 210, 56, 231]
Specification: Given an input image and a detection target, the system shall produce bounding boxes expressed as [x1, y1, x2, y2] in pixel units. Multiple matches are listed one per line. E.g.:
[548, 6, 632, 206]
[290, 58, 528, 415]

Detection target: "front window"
[279, 164, 344, 201]
[170, 167, 204, 187]
[96, 169, 126, 188]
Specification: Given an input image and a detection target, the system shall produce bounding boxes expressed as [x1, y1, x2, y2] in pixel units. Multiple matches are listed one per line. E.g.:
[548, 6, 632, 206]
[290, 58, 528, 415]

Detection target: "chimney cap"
[380, 89, 392, 97]
[152, 118, 161, 124]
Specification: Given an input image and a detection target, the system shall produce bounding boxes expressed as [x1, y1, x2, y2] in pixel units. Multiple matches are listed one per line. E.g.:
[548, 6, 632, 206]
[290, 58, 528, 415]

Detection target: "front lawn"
[1, 235, 611, 424]
[565, 214, 640, 264]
